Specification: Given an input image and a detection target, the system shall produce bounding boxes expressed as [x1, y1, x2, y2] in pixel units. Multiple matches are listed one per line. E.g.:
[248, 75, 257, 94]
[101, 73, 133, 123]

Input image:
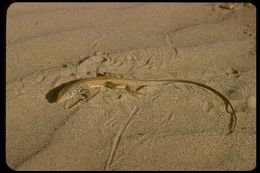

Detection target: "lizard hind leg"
[125, 85, 145, 98]
[104, 81, 145, 98]
[104, 81, 123, 98]
[104, 81, 125, 89]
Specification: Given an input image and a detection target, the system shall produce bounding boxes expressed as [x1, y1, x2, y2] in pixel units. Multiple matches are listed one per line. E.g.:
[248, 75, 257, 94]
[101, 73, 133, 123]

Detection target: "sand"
[6, 3, 256, 170]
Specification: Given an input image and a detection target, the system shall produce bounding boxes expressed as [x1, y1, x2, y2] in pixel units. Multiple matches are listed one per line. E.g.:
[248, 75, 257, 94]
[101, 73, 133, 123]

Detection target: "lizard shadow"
[45, 79, 82, 103]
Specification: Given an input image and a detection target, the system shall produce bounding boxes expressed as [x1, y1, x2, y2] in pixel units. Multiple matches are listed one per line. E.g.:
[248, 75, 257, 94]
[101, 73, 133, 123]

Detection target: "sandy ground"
[6, 3, 256, 170]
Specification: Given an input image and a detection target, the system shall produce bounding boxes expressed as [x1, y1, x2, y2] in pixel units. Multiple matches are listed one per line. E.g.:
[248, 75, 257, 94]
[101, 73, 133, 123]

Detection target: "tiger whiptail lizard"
[56, 76, 236, 135]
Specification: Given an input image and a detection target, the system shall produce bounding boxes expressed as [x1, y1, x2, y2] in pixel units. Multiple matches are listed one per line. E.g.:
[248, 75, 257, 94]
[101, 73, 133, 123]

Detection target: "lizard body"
[57, 76, 171, 103]
[56, 76, 236, 134]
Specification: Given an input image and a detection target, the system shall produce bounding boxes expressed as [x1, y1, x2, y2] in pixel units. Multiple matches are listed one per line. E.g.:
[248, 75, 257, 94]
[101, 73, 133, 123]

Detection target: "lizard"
[56, 74, 236, 135]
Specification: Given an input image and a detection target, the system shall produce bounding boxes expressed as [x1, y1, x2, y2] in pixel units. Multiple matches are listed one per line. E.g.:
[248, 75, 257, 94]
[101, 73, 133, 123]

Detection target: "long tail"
[160, 79, 236, 135]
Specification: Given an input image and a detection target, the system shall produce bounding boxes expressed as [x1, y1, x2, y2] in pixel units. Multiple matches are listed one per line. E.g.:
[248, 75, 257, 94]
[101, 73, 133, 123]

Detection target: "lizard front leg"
[64, 94, 84, 109]
[80, 88, 101, 102]
[104, 82, 124, 98]
[64, 89, 96, 109]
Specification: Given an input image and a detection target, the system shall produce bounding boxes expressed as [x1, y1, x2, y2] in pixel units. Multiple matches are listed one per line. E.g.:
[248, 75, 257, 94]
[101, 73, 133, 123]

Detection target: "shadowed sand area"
[6, 3, 255, 170]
